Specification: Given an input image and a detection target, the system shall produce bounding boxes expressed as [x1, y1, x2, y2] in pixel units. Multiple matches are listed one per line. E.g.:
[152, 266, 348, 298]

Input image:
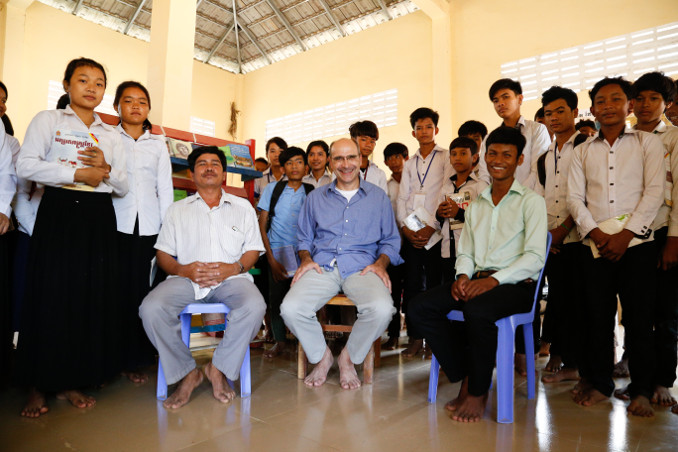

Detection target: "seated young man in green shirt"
[409, 126, 547, 423]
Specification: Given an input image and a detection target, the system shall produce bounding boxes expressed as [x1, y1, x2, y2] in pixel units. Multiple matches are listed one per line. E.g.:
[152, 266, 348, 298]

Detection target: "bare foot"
[574, 387, 608, 406]
[627, 395, 654, 417]
[541, 367, 579, 383]
[539, 342, 550, 357]
[613, 385, 630, 401]
[304, 346, 334, 387]
[401, 339, 423, 357]
[445, 378, 469, 412]
[544, 355, 562, 373]
[20, 388, 49, 418]
[515, 353, 527, 377]
[123, 371, 148, 384]
[57, 390, 96, 409]
[338, 347, 361, 390]
[263, 341, 287, 359]
[381, 337, 398, 351]
[163, 368, 203, 410]
[204, 362, 236, 404]
[612, 358, 629, 378]
[651, 385, 677, 406]
[571, 378, 592, 396]
[451, 393, 488, 423]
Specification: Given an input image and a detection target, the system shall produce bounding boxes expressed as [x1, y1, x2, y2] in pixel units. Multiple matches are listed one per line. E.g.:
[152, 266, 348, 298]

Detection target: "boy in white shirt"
[349, 121, 388, 193]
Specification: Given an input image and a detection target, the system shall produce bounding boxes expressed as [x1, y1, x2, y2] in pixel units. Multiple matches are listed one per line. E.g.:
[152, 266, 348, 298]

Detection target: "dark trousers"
[652, 228, 678, 388]
[541, 243, 587, 368]
[580, 241, 656, 399]
[267, 270, 291, 343]
[386, 263, 405, 339]
[409, 281, 534, 396]
[402, 240, 442, 340]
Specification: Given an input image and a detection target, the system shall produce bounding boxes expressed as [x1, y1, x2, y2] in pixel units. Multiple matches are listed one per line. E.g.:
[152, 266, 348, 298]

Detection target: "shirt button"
[610, 183, 614, 186]
[555, 185, 558, 188]
[610, 200, 614, 203]
[345, 219, 348, 222]
[555, 200, 558, 203]
[609, 167, 614, 170]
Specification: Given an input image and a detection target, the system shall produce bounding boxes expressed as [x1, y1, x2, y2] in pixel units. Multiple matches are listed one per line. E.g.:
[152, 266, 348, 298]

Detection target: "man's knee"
[139, 289, 165, 323]
[371, 297, 396, 321]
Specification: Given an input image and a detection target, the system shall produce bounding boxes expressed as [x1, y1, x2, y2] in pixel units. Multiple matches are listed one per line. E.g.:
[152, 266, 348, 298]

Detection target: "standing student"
[15, 58, 128, 418]
[254, 157, 269, 173]
[457, 120, 488, 158]
[0, 116, 17, 383]
[396, 107, 451, 357]
[477, 78, 551, 189]
[112, 81, 173, 384]
[382, 142, 409, 350]
[258, 147, 313, 358]
[302, 140, 331, 187]
[349, 121, 388, 193]
[611, 72, 678, 407]
[567, 76, 664, 417]
[436, 137, 483, 283]
[575, 120, 598, 137]
[534, 86, 585, 385]
[254, 137, 287, 200]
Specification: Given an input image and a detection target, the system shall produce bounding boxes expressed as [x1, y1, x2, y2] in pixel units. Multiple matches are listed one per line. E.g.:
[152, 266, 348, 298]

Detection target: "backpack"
[266, 180, 314, 232]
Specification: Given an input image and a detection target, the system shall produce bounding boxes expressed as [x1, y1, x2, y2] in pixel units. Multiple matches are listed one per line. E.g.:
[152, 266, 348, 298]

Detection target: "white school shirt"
[112, 125, 174, 236]
[533, 131, 582, 244]
[633, 122, 678, 236]
[397, 145, 452, 246]
[0, 120, 17, 217]
[437, 172, 484, 258]
[387, 176, 400, 215]
[155, 189, 265, 299]
[254, 168, 286, 198]
[302, 169, 332, 187]
[477, 116, 551, 190]
[6, 133, 41, 235]
[567, 128, 665, 242]
[17, 105, 127, 195]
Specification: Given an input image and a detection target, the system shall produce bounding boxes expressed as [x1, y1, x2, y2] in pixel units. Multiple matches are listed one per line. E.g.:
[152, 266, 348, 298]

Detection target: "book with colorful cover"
[446, 191, 472, 230]
[166, 137, 193, 160]
[49, 128, 98, 191]
[218, 144, 254, 169]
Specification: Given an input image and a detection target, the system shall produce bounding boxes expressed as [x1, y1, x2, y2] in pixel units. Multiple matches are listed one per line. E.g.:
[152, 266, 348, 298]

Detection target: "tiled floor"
[1, 342, 677, 452]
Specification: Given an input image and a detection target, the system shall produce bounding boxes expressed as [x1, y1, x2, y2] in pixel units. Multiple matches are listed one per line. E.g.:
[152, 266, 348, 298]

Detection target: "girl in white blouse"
[112, 81, 173, 384]
[16, 58, 128, 418]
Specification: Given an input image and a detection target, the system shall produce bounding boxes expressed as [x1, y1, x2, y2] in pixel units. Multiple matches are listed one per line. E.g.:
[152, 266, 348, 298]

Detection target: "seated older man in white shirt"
[140, 146, 266, 410]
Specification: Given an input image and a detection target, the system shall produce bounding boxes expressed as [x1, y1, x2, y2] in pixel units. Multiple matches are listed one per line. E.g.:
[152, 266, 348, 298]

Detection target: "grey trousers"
[139, 277, 266, 384]
[280, 268, 395, 364]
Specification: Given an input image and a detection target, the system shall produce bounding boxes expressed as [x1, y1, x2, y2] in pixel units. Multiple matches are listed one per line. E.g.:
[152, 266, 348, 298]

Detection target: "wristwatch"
[237, 260, 245, 274]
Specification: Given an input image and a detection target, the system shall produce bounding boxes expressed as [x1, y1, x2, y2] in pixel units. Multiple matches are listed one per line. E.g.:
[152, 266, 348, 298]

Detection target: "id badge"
[413, 192, 426, 210]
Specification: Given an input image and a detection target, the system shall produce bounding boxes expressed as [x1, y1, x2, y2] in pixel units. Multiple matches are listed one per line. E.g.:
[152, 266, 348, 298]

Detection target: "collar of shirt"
[326, 177, 369, 197]
[548, 130, 580, 153]
[500, 115, 526, 130]
[414, 144, 445, 161]
[63, 104, 109, 131]
[479, 179, 526, 205]
[450, 171, 480, 185]
[594, 126, 636, 142]
[115, 123, 152, 141]
[188, 189, 232, 209]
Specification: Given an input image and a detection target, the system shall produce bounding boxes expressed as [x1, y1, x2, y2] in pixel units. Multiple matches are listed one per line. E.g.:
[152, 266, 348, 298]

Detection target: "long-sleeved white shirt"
[477, 116, 551, 189]
[633, 121, 678, 236]
[17, 105, 127, 196]
[397, 144, 453, 247]
[567, 128, 665, 242]
[112, 125, 173, 236]
[533, 131, 582, 244]
[0, 120, 17, 218]
[6, 133, 41, 236]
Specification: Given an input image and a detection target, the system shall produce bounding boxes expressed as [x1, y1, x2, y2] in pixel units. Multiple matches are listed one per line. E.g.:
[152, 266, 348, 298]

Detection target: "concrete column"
[0, 0, 34, 117]
[411, 0, 454, 129]
[147, 0, 197, 130]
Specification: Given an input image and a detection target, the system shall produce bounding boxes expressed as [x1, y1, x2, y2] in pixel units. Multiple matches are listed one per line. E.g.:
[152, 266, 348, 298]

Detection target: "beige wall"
[4, 0, 678, 165]
[241, 11, 435, 166]
[450, 0, 678, 130]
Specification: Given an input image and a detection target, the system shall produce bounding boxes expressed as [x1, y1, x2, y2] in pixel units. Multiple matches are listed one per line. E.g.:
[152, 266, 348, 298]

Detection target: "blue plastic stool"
[156, 303, 252, 400]
[427, 232, 551, 423]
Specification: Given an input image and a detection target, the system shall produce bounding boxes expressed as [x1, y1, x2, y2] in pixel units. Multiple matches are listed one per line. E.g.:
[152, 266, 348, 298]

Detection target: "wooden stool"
[297, 294, 382, 384]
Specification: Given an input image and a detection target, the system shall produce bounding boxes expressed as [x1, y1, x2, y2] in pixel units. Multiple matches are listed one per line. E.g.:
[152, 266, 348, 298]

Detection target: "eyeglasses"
[331, 154, 360, 164]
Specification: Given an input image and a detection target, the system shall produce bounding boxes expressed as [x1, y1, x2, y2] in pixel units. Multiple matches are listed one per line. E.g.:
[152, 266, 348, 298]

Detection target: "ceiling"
[40, 0, 419, 74]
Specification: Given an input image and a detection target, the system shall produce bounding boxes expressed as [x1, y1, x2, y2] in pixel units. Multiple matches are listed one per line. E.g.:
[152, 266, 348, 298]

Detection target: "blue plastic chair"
[156, 303, 252, 400]
[427, 232, 551, 423]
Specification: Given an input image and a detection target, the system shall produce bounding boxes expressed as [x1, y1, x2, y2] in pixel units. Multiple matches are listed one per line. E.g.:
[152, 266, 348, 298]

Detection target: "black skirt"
[117, 224, 158, 370]
[15, 187, 123, 392]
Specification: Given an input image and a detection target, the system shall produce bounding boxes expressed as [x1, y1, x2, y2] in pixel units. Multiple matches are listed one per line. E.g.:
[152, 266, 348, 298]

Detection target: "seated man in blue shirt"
[281, 138, 403, 390]
[409, 127, 547, 422]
